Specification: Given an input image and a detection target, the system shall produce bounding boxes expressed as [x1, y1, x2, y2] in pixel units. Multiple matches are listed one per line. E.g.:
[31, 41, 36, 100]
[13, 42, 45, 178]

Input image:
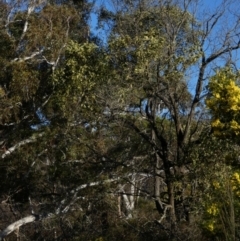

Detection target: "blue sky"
[89, 0, 240, 44]
[89, 0, 240, 68]
[89, 0, 240, 69]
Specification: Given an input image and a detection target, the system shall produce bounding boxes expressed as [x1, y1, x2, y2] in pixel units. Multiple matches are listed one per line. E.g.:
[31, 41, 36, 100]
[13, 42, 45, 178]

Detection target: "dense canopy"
[1, 0, 240, 240]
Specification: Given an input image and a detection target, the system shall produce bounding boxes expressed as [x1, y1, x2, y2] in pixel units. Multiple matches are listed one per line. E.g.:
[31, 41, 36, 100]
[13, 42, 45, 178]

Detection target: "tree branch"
[0, 215, 40, 241]
[12, 49, 44, 62]
[2, 133, 44, 159]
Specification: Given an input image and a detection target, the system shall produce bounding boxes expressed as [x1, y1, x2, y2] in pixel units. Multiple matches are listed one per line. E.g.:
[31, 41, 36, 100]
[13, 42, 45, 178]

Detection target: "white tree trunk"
[119, 173, 136, 219]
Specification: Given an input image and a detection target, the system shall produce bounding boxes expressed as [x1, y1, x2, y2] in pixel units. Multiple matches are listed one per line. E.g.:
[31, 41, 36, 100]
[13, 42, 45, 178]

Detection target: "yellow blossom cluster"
[204, 171, 240, 234]
[206, 68, 240, 137]
[212, 180, 221, 189]
[231, 172, 240, 197]
[205, 221, 216, 232]
[207, 203, 219, 216]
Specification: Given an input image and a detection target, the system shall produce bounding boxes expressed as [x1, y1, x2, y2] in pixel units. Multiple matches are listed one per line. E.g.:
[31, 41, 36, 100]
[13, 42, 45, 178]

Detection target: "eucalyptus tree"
[98, 0, 240, 229]
[0, 0, 109, 240]
[2, 0, 240, 240]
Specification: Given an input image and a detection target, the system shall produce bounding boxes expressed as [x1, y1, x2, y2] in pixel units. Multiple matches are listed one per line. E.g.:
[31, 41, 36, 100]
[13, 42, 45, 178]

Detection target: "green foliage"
[107, 4, 198, 113]
[25, 4, 80, 58]
[10, 62, 39, 101]
[2, 0, 240, 240]
[50, 40, 108, 120]
[201, 167, 240, 240]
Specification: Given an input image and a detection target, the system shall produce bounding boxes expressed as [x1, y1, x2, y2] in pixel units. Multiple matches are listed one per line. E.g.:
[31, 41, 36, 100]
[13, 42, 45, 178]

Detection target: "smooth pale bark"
[119, 186, 135, 219]
[0, 172, 151, 240]
[0, 215, 39, 241]
[2, 133, 44, 159]
[12, 49, 44, 62]
[118, 173, 137, 219]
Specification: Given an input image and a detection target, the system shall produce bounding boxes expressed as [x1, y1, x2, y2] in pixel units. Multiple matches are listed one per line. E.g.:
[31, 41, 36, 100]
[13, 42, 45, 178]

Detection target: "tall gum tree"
[2, 0, 240, 239]
[98, 0, 240, 225]
[0, 0, 108, 240]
